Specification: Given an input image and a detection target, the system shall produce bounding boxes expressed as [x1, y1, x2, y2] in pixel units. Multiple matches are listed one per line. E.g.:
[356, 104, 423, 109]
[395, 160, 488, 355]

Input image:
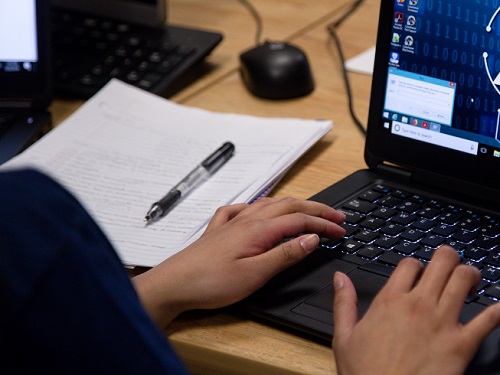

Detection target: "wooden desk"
[165, 1, 380, 374]
[49, 0, 380, 373]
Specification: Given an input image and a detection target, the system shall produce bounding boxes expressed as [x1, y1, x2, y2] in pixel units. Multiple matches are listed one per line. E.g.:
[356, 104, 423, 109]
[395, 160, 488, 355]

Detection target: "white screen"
[0, 0, 37, 62]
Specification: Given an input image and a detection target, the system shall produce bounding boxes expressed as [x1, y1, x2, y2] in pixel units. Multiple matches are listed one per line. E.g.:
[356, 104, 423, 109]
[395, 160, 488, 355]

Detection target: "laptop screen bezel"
[365, 0, 499, 195]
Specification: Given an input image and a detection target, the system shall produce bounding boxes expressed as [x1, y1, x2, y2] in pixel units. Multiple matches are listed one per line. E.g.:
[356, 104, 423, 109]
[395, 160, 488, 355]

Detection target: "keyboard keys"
[329, 183, 499, 307]
[51, 8, 200, 99]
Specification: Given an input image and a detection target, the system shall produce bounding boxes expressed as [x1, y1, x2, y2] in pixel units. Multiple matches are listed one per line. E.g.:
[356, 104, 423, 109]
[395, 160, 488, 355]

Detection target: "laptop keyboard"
[51, 9, 195, 99]
[320, 183, 500, 307]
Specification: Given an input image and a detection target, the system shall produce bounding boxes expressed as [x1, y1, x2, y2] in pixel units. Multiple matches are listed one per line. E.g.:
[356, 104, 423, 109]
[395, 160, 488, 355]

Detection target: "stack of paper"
[2, 80, 332, 267]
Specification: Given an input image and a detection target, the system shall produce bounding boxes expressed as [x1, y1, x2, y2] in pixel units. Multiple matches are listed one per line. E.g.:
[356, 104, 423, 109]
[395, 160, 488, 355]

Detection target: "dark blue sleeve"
[0, 169, 188, 374]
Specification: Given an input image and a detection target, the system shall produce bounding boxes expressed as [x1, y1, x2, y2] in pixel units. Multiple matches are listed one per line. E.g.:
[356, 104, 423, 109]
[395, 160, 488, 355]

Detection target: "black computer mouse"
[239, 41, 315, 100]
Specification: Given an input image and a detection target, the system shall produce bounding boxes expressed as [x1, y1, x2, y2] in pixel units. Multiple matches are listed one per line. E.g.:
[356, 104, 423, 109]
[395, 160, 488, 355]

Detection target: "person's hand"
[133, 197, 346, 328]
[332, 246, 500, 375]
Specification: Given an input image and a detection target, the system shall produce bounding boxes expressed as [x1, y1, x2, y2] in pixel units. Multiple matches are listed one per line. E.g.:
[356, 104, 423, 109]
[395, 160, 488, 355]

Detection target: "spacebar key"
[359, 262, 394, 278]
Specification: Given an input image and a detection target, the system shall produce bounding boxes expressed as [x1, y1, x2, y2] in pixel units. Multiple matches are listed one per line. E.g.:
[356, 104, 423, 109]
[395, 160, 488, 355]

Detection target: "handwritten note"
[2, 80, 332, 267]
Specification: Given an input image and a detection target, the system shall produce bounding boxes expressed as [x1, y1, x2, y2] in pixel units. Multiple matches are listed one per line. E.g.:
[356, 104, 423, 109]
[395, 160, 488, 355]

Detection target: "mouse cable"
[327, 0, 367, 136]
[237, 0, 263, 46]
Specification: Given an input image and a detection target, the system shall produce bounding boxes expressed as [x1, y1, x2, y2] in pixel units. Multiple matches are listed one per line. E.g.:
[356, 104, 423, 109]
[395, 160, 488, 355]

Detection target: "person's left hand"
[133, 197, 346, 328]
[332, 246, 500, 375]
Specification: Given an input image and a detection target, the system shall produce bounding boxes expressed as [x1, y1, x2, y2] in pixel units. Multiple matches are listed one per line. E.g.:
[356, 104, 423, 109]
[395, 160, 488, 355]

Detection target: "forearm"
[132, 262, 187, 329]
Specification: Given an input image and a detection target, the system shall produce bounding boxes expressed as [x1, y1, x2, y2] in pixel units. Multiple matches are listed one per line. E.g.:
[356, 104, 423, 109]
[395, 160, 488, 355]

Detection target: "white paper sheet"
[2, 80, 332, 267]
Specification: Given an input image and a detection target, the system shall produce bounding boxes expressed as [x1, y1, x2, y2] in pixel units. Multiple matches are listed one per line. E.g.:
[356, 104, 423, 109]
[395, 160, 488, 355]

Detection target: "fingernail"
[334, 272, 345, 290]
[299, 234, 319, 252]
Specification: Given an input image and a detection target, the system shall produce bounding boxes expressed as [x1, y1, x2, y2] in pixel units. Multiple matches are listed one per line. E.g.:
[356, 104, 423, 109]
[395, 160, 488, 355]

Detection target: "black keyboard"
[51, 8, 222, 99]
[320, 183, 500, 306]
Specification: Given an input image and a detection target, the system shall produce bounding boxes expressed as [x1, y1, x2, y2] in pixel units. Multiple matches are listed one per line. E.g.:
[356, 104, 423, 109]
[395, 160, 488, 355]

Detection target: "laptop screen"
[366, 0, 500, 194]
[0, 0, 50, 106]
[0, 1, 39, 76]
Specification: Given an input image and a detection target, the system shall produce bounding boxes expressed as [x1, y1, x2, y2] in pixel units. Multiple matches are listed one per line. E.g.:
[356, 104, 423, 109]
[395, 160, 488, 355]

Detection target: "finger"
[332, 272, 359, 344]
[250, 234, 320, 278]
[439, 264, 481, 321]
[416, 246, 460, 299]
[462, 303, 500, 353]
[380, 256, 424, 294]
[204, 203, 249, 233]
[249, 197, 346, 224]
[267, 212, 346, 241]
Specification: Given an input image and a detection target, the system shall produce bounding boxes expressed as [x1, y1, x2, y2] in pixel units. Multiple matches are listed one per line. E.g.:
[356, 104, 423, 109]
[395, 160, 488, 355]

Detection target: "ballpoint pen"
[143, 141, 236, 225]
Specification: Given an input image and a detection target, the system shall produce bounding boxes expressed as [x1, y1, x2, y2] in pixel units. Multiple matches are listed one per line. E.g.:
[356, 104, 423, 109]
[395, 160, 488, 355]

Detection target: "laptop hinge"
[376, 163, 412, 180]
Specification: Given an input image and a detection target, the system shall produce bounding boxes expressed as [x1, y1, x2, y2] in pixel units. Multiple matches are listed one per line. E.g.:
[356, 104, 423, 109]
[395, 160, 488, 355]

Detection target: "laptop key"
[474, 236, 500, 250]
[420, 234, 446, 248]
[339, 240, 363, 254]
[412, 218, 436, 231]
[377, 251, 406, 267]
[373, 236, 400, 249]
[341, 223, 359, 237]
[380, 223, 404, 236]
[391, 212, 416, 225]
[480, 224, 500, 237]
[372, 207, 397, 220]
[432, 224, 456, 237]
[483, 253, 500, 268]
[354, 230, 379, 243]
[414, 247, 436, 261]
[343, 199, 377, 214]
[481, 267, 500, 282]
[464, 246, 488, 261]
[359, 190, 382, 202]
[338, 209, 364, 224]
[400, 228, 425, 242]
[357, 245, 384, 260]
[394, 241, 420, 255]
[360, 217, 384, 230]
[453, 230, 477, 243]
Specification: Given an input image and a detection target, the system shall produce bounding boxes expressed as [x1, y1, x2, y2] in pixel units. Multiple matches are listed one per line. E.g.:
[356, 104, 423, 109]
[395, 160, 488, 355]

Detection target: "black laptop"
[240, 0, 500, 371]
[49, 0, 223, 99]
[0, 0, 52, 164]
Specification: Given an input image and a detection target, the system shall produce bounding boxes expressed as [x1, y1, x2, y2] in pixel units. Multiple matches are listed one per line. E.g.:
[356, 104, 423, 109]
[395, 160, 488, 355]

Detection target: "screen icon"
[390, 52, 400, 64]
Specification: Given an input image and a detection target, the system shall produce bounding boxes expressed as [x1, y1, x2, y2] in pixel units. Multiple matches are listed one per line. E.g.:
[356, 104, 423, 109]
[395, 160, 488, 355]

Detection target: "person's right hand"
[332, 246, 500, 375]
[133, 197, 346, 328]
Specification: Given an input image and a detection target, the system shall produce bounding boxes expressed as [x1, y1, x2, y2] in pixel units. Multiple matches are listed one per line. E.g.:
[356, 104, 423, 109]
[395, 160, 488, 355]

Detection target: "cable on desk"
[237, 0, 263, 46]
[327, 0, 367, 136]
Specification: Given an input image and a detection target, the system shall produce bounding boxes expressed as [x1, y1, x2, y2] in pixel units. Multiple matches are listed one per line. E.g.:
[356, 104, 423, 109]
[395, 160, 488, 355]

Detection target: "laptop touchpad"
[302, 268, 389, 318]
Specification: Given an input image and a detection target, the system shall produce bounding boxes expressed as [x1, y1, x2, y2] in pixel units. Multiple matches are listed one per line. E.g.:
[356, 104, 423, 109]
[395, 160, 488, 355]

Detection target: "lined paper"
[2, 80, 332, 267]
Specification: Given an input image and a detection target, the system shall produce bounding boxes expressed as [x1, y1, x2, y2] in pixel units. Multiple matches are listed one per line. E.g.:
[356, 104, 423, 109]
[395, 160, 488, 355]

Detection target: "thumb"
[333, 272, 358, 343]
